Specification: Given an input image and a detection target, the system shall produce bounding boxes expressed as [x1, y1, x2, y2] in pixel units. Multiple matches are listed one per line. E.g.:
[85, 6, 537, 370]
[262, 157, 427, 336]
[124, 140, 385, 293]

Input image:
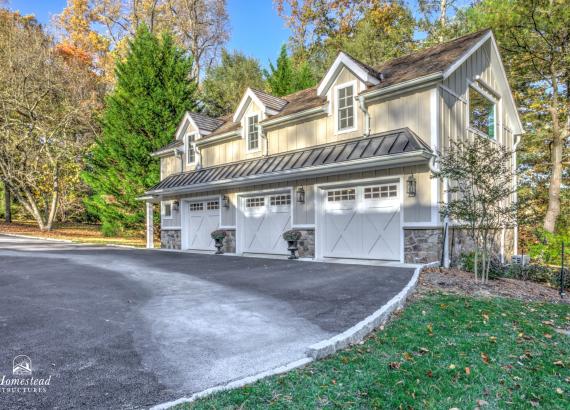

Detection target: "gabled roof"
[317, 51, 381, 97]
[147, 128, 431, 194]
[187, 112, 225, 133]
[233, 87, 286, 122]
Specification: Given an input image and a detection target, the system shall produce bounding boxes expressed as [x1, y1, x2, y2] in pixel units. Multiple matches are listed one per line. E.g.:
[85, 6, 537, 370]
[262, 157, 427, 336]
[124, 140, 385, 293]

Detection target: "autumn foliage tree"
[0, 10, 102, 230]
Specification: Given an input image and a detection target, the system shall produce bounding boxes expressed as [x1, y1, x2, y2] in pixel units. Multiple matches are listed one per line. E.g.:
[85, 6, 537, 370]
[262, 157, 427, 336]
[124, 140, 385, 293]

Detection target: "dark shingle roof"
[188, 112, 225, 132]
[251, 88, 289, 111]
[147, 128, 431, 193]
[151, 140, 183, 156]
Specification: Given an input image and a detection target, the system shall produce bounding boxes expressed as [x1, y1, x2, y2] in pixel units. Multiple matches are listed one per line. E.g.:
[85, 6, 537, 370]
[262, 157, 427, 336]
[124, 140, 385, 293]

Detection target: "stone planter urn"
[210, 229, 227, 255]
[282, 229, 302, 260]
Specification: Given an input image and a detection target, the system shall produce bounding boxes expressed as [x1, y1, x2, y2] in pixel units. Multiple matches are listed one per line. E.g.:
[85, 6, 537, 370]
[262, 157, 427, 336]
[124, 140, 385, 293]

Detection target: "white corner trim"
[430, 88, 440, 225]
[317, 52, 379, 97]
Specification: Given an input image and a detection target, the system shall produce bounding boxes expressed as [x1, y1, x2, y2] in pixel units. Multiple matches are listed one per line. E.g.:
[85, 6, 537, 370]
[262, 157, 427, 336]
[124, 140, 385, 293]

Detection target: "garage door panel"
[186, 200, 220, 251]
[242, 194, 291, 255]
[323, 184, 401, 261]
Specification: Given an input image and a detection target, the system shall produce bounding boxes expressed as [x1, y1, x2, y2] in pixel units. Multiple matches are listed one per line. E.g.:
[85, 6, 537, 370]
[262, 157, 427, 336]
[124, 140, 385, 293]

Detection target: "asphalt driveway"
[0, 234, 415, 409]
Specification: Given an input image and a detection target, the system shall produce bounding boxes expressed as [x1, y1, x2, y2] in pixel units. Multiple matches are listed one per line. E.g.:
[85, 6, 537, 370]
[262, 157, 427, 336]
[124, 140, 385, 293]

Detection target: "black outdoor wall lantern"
[296, 186, 305, 204]
[407, 174, 417, 197]
[222, 195, 230, 208]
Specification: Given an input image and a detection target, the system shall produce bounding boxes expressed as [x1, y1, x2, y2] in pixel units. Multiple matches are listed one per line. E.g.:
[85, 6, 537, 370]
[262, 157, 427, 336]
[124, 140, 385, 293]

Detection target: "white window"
[364, 185, 398, 199]
[189, 202, 203, 212]
[469, 86, 496, 139]
[337, 84, 355, 132]
[247, 115, 259, 151]
[246, 197, 264, 208]
[162, 201, 173, 218]
[270, 194, 291, 206]
[187, 134, 196, 164]
[207, 201, 219, 210]
[327, 189, 356, 202]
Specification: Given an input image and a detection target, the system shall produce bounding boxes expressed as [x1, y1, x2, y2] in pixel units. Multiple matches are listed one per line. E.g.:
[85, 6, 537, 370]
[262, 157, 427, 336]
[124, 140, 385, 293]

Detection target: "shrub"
[459, 251, 506, 279]
[283, 229, 302, 241]
[210, 229, 227, 240]
[101, 221, 118, 237]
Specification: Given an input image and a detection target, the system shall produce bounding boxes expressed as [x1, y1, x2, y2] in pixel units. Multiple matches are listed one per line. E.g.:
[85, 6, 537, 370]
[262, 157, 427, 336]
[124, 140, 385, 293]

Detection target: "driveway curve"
[0, 234, 414, 409]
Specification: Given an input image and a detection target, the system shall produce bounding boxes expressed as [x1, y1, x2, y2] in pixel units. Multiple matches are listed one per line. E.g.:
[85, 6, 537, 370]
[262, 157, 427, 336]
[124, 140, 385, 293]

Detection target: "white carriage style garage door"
[185, 199, 220, 250]
[242, 193, 291, 255]
[322, 183, 401, 261]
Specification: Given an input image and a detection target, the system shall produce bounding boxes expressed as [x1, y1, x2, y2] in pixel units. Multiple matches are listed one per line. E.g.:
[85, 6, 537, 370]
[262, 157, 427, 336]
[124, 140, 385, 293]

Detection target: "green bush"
[459, 251, 506, 279]
[527, 229, 570, 266]
[508, 263, 568, 289]
[101, 221, 119, 237]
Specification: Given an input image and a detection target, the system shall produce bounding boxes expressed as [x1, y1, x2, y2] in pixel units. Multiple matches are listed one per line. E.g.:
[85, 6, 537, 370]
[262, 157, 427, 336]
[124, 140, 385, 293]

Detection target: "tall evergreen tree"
[83, 25, 198, 235]
[265, 44, 316, 96]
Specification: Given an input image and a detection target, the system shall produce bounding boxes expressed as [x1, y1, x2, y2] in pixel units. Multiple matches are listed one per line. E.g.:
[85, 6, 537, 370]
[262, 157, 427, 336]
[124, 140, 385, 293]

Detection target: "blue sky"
[7, 0, 290, 68]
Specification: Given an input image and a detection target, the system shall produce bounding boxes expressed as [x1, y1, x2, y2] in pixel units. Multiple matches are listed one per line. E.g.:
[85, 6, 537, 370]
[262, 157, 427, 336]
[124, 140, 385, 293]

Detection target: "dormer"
[175, 112, 224, 169]
[233, 88, 288, 153]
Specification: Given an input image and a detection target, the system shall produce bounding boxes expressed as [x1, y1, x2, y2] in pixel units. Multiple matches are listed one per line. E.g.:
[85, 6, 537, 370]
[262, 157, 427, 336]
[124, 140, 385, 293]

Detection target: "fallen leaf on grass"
[482, 312, 490, 322]
[403, 352, 413, 361]
[481, 352, 490, 364]
[449, 364, 456, 369]
[389, 362, 401, 369]
[553, 360, 565, 367]
[556, 387, 563, 394]
[426, 370, 433, 377]
[544, 333, 553, 339]
[489, 336, 497, 343]
[542, 320, 554, 326]
[419, 347, 430, 355]
[465, 367, 471, 375]
[530, 400, 539, 407]
[427, 323, 434, 335]
[477, 399, 489, 406]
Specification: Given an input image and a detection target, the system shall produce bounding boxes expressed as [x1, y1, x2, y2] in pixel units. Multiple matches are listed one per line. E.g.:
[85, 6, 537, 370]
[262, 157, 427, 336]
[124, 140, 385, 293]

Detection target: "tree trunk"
[543, 81, 563, 232]
[4, 181, 11, 223]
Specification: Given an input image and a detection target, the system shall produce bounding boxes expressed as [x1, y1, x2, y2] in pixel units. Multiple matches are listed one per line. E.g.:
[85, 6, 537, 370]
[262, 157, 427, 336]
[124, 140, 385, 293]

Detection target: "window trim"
[162, 201, 173, 219]
[245, 114, 261, 153]
[334, 80, 358, 135]
[186, 132, 198, 165]
[467, 83, 498, 141]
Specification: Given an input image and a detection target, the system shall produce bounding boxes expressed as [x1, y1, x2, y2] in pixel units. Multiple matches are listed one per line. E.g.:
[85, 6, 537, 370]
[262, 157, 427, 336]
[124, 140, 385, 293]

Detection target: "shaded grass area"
[182, 294, 569, 409]
[0, 221, 152, 247]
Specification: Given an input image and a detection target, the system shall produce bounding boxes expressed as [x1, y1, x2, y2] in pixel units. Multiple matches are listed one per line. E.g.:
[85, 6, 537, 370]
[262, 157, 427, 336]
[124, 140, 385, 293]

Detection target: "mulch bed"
[418, 267, 569, 305]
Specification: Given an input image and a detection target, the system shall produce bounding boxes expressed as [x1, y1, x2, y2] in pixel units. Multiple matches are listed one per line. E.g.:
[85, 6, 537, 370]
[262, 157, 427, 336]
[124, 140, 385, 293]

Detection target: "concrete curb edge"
[0, 232, 73, 243]
[149, 357, 313, 410]
[305, 261, 439, 359]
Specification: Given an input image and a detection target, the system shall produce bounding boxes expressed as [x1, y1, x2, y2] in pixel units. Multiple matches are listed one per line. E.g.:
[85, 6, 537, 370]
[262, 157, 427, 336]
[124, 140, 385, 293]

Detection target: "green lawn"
[181, 294, 569, 409]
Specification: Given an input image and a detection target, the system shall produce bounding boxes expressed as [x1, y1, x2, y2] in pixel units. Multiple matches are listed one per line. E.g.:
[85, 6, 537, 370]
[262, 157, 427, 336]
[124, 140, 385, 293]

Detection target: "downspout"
[258, 123, 269, 156]
[358, 95, 371, 137]
[429, 152, 450, 267]
[512, 133, 521, 255]
[174, 148, 183, 173]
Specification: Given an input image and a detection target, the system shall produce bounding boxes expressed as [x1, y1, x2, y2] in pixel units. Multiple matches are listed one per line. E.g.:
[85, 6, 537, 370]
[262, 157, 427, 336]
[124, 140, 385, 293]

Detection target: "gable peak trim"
[316, 52, 380, 97]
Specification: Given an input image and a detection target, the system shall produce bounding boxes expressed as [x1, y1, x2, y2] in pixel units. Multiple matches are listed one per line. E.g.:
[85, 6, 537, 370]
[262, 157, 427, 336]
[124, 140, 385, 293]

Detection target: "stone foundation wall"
[296, 229, 315, 258]
[161, 229, 181, 250]
[404, 228, 444, 264]
[222, 229, 236, 254]
[449, 227, 515, 267]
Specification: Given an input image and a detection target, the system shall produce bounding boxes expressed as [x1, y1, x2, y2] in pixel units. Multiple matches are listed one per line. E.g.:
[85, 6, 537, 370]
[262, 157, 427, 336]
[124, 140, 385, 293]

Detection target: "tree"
[0, 10, 102, 230]
[57, 0, 113, 84]
[433, 137, 518, 283]
[466, 0, 569, 233]
[165, 0, 229, 82]
[89, 0, 229, 81]
[201, 49, 265, 116]
[82, 25, 198, 235]
[417, 0, 462, 43]
[264, 45, 317, 97]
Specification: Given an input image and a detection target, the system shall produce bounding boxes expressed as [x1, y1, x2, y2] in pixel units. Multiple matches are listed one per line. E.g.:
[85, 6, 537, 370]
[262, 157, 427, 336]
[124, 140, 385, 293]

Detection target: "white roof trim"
[317, 52, 380, 97]
[443, 31, 523, 134]
[233, 88, 269, 123]
[175, 112, 199, 140]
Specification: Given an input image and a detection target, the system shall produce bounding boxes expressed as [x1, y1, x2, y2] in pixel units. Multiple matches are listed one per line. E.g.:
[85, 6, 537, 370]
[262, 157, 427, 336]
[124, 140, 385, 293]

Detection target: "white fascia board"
[194, 130, 241, 147]
[150, 146, 182, 158]
[145, 151, 432, 197]
[442, 31, 523, 135]
[233, 88, 268, 123]
[360, 73, 442, 102]
[260, 105, 328, 128]
[317, 52, 380, 97]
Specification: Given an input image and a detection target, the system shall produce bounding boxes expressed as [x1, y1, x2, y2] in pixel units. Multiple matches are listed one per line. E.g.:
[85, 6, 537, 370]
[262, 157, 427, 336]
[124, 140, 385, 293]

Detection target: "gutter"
[360, 72, 443, 102]
[151, 146, 183, 158]
[144, 150, 432, 198]
[260, 105, 328, 129]
[195, 129, 241, 147]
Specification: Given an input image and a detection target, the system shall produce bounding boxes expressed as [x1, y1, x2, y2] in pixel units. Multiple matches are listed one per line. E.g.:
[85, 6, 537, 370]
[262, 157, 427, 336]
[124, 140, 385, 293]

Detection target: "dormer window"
[187, 133, 196, 164]
[247, 115, 259, 151]
[336, 82, 356, 133]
